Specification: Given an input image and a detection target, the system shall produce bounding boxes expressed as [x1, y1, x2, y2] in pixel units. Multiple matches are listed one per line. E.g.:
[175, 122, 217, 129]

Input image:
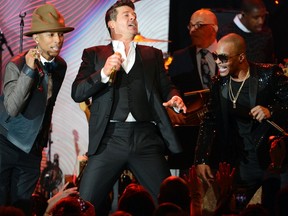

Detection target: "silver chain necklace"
[228, 71, 250, 109]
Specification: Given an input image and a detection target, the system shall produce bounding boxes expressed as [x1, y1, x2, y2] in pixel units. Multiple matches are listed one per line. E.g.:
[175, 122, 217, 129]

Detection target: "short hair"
[110, 210, 132, 216]
[153, 202, 184, 216]
[219, 33, 247, 54]
[241, 0, 266, 13]
[50, 195, 95, 216]
[118, 183, 155, 216]
[0, 206, 25, 216]
[105, 0, 135, 33]
[158, 176, 191, 213]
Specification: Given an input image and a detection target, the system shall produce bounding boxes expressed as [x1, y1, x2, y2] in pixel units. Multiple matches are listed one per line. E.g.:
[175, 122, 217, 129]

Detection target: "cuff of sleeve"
[23, 64, 36, 78]
[267, 105, 274, 117]
[100, 68, 109, 83]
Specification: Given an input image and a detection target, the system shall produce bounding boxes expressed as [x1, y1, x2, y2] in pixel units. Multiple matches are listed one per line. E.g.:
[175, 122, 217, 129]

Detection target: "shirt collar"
[196, 40, 218, 54]
[40, 55, 55, 64]
[234, 14, 251, 33]
[112, 40, 136, 51]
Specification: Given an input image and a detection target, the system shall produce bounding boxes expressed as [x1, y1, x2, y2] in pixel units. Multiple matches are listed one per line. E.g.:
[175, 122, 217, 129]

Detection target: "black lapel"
[136, 45, 153, 100]
[248, 64, 258, 108]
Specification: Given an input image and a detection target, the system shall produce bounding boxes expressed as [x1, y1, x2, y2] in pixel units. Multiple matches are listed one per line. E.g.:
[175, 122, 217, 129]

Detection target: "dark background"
[168, 0, 288, 63]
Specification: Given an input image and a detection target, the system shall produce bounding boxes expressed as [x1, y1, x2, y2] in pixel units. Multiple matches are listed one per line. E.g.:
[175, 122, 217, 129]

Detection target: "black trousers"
[79, 122, 171, 215]
[0, 134, 41, 206]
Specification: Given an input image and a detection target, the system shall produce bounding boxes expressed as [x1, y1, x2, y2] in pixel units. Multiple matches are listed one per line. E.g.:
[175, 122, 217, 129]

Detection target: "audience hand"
[183, 165, 203, 196]
[216, 162, 235, 196]
[269, 136, 286, 169]
[183, 165, 203, 216]
[45, 182, 79, 215]
[213, 162, 235, 216]
[196, 164, 214, 187]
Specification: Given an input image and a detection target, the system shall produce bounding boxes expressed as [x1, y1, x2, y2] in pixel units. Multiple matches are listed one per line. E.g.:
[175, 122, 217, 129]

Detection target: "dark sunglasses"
[212, 52, 242, 63]
[187, 23, 213, 31]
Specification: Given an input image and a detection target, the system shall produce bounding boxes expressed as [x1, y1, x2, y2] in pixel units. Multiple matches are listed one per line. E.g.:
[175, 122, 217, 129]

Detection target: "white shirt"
[101, 40, 137, 122]
[101, 40, 136, 83]
[40, 56, 54, 101]
[234, 14, 251, 33]
[196, 40, 218, 88]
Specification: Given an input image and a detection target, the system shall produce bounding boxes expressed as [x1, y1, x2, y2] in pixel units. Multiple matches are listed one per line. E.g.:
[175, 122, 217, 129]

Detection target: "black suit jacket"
[194, 62, 288, 169]
[71, 44, 182, 155]
[168, 46, 218, 95]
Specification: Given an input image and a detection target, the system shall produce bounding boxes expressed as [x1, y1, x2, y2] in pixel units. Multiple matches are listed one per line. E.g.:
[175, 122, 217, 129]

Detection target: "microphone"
[35, 59, 44, 78]
[265, 119, 288, 136]
[108, 52, 122, 86]
[184, 89, 210, 97]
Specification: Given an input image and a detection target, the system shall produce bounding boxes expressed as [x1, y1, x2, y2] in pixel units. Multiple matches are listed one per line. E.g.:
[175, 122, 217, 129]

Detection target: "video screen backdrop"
[0, 0, 170, 176]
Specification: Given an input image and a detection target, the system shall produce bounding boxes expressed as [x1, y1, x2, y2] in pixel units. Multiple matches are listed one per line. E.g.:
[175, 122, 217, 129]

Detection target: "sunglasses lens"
[218, 54, 228, 63]
[212, 52, 218, 61]
[212, 53, 229, 63]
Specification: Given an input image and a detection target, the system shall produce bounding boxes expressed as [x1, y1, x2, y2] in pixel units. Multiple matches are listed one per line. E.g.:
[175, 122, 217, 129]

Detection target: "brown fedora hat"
[24, 4, 74, 37]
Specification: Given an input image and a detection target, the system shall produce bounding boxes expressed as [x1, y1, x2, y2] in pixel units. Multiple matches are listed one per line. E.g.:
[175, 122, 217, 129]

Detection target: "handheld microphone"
[108, 52, 122, 86]
[266, 119, 288, 136]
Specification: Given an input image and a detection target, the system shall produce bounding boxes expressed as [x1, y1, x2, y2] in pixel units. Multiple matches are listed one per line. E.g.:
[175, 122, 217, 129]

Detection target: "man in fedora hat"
[0, 3, 74, 208]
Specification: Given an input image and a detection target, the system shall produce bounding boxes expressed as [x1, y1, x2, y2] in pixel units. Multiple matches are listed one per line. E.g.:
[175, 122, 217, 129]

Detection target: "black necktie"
[200, 49, 212, 88]
[44, 62, 56, 73]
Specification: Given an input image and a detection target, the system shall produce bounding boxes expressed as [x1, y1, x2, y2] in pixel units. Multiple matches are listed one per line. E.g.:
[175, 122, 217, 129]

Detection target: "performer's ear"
[32, 34, 39, 44]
